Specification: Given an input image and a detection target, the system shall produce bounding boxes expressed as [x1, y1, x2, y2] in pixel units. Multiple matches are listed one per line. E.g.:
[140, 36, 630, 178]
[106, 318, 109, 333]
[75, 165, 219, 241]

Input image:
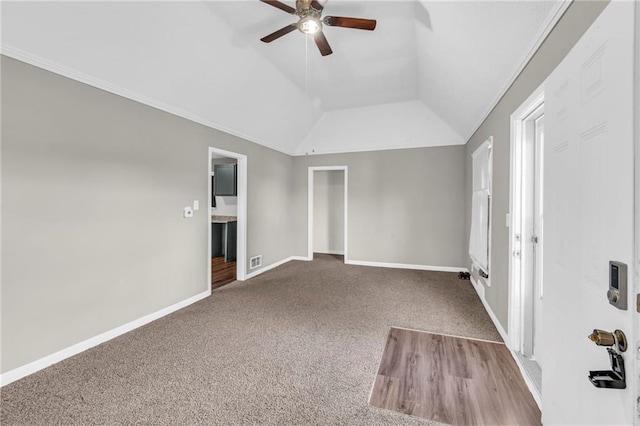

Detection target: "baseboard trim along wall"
[469, 277, 540, 408]
[509, 351, 542, 408]
[245, 256, 294, 280]
[469, 277, 508, 342]
[345, 259, 468, 273]
[0, 290, 211, 387]
[244, 255, 318, 280]
[314, 250, 345, 255]
[291, 256, 312, 261]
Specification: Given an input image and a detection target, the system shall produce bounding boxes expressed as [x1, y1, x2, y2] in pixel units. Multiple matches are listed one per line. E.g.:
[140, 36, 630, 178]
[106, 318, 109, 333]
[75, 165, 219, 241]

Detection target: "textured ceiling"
[1, 1, 561, 155]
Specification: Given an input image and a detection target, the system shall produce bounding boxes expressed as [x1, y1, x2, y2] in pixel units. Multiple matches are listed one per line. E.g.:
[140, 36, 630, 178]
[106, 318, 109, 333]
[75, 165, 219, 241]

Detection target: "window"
[469, 137, 492, 277]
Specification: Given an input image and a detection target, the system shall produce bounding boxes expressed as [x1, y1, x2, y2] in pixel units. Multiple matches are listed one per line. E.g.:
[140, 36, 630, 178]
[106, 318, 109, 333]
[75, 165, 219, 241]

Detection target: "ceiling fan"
[259, 0, 377, 56]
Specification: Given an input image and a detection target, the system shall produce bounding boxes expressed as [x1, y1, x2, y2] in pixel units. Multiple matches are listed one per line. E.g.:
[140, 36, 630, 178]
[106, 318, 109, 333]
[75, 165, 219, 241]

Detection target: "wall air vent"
[250, 255, 262, 270]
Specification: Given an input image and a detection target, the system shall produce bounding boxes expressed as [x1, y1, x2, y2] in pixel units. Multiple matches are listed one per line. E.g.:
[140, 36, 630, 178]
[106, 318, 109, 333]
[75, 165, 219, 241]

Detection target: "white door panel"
[542, 2, 635, 425]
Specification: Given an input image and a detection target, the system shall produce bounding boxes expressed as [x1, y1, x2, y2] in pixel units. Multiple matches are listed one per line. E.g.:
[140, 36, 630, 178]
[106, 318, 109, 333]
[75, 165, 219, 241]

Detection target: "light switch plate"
[183, 207, 194, 218]
[193, 200, 200, 210]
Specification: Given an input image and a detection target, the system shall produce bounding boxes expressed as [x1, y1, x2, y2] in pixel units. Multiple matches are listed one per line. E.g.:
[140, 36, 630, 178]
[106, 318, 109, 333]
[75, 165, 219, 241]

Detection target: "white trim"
[469, 275, 541, 407]
[1, 45, 292, 156]
[469, 137, 493, 284]
[0, 290, 210, 387]
[507, 345, 543, 409]
[470, 277, 508, 344]
[345, 259, 468, 274]
[293, 141, 465, 157]
[464, 0, 572, 142]
[314, 250, 345, 255]
[307, 166, 348, 262]
[291, 256, 312, 261]
[208, 147, 247, 282]
[207, 154, 213, 293]
[508, 84, 545, 352]
[633, 2, 640, 422]
[390, 325, 502, 345]
[245, 256, 293, 280]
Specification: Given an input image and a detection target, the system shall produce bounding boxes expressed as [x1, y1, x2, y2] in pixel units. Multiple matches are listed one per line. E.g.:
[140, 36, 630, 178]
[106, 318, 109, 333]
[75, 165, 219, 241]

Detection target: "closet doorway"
[307, 167, 348, 261]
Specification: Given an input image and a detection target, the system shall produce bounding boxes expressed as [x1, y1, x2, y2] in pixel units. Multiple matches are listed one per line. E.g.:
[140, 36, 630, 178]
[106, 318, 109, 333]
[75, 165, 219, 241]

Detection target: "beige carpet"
[1, 254, 501, 425]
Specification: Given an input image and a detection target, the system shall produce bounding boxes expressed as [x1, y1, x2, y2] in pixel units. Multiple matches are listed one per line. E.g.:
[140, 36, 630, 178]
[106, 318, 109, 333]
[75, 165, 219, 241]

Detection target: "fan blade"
[310, 0, 324, 11]
[261, 24, 298, 43]
[323, 16, 377, 30]
[259, 0, 296, 14]
[313, 31, 333, 56]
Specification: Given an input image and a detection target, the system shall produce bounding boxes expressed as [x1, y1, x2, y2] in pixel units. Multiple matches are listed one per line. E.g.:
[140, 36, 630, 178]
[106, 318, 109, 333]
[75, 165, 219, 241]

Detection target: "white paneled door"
[542, 2, 636, 425]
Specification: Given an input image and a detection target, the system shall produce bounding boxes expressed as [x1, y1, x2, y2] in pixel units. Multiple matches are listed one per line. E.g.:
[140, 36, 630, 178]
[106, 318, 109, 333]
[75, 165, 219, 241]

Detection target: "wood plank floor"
[212, 257, 236, 289]
[370, 327, 541, 426]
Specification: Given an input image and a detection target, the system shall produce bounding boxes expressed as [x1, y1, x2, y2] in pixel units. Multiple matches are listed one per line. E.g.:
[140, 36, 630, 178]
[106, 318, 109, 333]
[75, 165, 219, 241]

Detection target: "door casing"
[509, 85, 545, 356]
[307, 166, 348, 261]
[208, 147, 247, 290]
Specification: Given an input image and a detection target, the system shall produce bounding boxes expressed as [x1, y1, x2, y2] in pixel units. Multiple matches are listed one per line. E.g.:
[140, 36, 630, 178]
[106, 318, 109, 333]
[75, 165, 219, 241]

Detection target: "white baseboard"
[469, 277, 540, 407]
[245, 254, 317, 280]
[245, 256, 297, 279]
[314, 250, 345, 255]
[470, 277, 508, 342]
[0, 289, 210, 387]
[290, 256, 312, 261]
[345, 259, 468, 273]
[508, 348, 542, 408]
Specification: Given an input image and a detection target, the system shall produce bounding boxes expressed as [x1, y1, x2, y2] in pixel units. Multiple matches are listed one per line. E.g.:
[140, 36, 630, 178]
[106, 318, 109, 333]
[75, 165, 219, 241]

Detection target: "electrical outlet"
[183, 207, 194, 218]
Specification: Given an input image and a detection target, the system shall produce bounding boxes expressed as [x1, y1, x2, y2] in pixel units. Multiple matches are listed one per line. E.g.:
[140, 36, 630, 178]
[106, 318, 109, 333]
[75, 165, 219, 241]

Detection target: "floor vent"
[250, 255, 262, 269]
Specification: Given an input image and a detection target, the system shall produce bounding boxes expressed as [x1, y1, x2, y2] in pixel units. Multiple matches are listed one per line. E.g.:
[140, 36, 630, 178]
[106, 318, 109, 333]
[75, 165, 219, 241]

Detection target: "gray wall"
[1, 56, 292, 373]
[293, 146, 467, 267]
[464, 1, 609, 330]
[313, 170, 345, 254]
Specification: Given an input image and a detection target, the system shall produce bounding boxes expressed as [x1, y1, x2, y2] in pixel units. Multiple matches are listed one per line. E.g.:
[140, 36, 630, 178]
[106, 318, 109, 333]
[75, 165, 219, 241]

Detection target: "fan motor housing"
[296, 0, 320, 14]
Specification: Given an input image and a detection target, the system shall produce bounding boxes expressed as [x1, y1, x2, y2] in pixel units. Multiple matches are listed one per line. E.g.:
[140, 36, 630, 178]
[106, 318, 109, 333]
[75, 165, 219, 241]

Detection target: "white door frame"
[633, 1, 640, 418]
[307, 166, 348, 261]
[208, 147, 247, 289]
[508, 84, 545, 352]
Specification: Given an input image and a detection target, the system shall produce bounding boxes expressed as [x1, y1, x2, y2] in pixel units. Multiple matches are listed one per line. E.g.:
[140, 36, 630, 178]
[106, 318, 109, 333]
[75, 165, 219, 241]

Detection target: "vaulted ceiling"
[1, 1, 562, 155]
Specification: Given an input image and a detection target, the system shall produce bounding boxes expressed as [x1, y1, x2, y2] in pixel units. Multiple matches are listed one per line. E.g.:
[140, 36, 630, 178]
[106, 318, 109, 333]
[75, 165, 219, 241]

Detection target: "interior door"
[542, 2, 635, 425]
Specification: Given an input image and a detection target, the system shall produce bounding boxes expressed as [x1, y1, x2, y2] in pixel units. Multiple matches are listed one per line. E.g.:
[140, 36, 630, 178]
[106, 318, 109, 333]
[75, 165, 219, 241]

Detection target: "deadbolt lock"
[588, 329, 628, 389]
[588, 329, 627, 352]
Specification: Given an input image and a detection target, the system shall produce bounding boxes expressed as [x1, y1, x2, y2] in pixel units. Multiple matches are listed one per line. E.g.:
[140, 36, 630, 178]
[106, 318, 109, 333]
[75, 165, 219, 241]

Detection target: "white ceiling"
[1, 1, 562, 155]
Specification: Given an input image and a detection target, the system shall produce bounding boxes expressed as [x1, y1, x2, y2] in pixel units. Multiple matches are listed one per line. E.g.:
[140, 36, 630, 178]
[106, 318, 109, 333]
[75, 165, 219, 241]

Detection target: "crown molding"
[292, 139, 465, 157]
[0, 44, 295, 157]
[464, 0, 573, 142]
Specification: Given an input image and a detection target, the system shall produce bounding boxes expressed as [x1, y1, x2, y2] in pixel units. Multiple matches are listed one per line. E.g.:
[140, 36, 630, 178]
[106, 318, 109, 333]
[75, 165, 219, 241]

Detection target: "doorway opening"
[307, 166, 348, 261]
[509, 85, 545, 403]
[208, 147, 247, 291]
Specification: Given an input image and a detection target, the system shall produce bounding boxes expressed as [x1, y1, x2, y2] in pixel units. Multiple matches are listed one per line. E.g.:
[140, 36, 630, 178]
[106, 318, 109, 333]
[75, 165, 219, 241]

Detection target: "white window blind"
[469, 138, 492, 274]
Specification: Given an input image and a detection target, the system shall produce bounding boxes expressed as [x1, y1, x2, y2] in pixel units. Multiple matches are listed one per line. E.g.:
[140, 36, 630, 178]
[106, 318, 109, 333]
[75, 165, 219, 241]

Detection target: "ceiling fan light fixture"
[298, 16, 322, 34]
